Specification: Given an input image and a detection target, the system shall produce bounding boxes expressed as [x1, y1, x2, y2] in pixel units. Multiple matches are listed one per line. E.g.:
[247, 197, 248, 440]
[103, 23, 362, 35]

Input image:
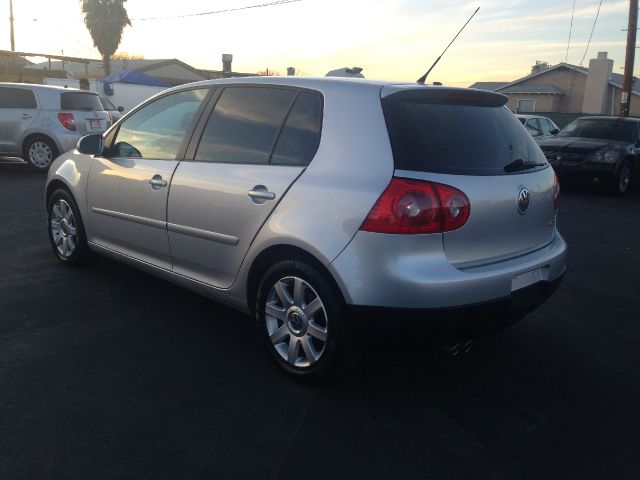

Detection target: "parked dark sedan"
[538, 116, 639, 195]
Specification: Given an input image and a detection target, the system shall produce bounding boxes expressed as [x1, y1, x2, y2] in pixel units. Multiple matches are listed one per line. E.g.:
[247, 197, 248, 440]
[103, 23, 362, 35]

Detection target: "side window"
[526, 119, 541, 136]
[271, 92, 323, 166]
[195, 87, 296, 164]
[112, 88, 209, 160]
[0, 87, 37, 109]
[539, 119, 553, 136]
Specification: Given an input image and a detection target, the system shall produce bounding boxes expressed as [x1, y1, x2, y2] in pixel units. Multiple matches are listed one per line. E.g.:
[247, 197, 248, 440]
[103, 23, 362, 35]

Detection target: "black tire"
[46, 188, 91, 265]
[23, 135, 58, 171]
[609, 159, 632, 196]
[255, 259, 358, 381]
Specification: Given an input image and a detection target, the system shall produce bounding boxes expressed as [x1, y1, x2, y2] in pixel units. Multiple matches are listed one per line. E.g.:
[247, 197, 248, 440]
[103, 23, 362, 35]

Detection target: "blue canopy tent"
[102, 70, 173, 87]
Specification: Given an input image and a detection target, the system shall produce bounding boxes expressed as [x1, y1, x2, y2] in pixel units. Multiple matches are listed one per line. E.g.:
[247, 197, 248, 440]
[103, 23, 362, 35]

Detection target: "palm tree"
[80, 0, 131, 76]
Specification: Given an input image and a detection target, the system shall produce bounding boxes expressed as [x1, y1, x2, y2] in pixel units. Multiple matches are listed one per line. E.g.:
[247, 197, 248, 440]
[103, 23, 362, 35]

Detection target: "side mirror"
[77, 134, 104, 156]
[117, 106, 124, 113]
[550, 128, 560, 135]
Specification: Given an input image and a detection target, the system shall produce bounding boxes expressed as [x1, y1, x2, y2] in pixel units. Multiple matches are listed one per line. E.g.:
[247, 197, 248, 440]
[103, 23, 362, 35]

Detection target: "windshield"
[558, 118, 636, 142]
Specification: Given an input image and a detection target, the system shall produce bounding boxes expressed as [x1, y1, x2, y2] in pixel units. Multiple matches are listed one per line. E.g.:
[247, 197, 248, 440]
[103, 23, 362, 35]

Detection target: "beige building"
[471, 52, 640, 117]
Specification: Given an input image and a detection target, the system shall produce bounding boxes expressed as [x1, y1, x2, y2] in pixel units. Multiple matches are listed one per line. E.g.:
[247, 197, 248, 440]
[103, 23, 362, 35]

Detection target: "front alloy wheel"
[47, 189, 90, 265]
[50, 199, 78, 258]
[610, 160, 632, 195]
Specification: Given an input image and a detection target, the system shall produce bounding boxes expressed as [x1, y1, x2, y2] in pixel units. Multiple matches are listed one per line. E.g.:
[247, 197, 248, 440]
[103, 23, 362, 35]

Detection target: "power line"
[580, 0, 604, 65]
[130, 0, 302, 22]
[565, 0, 576, 62]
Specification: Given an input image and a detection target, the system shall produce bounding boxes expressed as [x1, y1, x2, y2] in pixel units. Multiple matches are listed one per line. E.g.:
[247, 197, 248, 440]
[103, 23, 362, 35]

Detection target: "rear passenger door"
[168, 87, 323, 288]
[0, 86, 38, 154]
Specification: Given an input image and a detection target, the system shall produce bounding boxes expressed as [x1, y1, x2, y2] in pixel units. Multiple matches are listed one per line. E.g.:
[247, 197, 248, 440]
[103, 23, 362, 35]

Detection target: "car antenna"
[417, 7, 480, 85]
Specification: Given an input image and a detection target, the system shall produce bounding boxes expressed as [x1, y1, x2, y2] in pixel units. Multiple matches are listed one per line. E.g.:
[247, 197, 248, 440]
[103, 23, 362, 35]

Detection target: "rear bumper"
[329, 230, 567, 309]
[348, 272, 564, 341]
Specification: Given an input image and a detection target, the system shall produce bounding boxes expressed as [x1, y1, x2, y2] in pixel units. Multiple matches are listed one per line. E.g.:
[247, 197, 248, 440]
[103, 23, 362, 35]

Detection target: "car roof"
[0, 82, 96, 94]
[157, 76, 488, 98]
[575, 115, 640, 122]
[516, 114, 546, 119]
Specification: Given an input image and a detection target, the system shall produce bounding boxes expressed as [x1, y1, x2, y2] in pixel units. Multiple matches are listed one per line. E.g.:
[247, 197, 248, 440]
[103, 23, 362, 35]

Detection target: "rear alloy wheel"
[256, 260, 356, 380]
[24, 136, 58, 171]
[47, 189, 90, 265]
[610, 160, 632, 196]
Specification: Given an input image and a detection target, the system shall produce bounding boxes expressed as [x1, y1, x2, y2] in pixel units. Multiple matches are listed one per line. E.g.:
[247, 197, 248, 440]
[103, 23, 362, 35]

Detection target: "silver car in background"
[0, 83, 110, 170]
[516, 114, 560, 141]
[45, 77, 567, 379]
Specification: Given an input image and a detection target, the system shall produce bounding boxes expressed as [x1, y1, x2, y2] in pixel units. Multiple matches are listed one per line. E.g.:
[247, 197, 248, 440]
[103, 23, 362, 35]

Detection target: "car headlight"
[604, 150, 620, 162]
[592, 149, 619, 162]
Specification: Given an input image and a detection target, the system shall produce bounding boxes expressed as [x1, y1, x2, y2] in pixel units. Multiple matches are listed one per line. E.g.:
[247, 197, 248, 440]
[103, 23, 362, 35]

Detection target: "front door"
[86, 88, 210, 269]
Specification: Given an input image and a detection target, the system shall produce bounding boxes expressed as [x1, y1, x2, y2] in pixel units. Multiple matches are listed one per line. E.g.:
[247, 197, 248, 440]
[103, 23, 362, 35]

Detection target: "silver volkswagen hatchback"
[45, 77, 566, 379]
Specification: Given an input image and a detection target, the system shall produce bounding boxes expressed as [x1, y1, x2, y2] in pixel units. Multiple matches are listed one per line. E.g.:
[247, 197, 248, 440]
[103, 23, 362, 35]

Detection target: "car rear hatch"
[59, 91, 111, 134]
[381, 86, 557, 268]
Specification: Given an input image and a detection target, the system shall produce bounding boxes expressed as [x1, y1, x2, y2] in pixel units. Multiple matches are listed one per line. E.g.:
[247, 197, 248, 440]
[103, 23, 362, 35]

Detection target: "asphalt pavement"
[1, 158, 639, 480]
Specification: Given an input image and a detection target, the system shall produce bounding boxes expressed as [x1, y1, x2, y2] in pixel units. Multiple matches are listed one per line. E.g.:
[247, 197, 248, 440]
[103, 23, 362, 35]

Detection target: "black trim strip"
[91, 207, 166, 229]
[167, 222, 239, 246]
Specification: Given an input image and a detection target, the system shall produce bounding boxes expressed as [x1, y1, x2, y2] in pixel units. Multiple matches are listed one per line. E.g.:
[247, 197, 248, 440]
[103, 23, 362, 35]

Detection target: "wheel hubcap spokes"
[620, 166, 630, 192]
[30, 142, 53, 168]
[50, 199, 77, 257]
[265, 276, 328, 368]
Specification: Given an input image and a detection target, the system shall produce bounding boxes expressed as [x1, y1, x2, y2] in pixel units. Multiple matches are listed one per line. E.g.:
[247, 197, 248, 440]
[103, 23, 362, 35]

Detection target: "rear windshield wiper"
[504, 159, 546, 173]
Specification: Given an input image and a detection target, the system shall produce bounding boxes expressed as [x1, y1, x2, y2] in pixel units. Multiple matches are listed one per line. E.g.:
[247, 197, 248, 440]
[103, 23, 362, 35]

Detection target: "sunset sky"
[2, 0, 636, 85]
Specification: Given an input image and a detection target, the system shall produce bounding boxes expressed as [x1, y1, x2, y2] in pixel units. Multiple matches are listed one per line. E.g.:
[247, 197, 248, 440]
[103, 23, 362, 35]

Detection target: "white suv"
[0, 83, 111, 170]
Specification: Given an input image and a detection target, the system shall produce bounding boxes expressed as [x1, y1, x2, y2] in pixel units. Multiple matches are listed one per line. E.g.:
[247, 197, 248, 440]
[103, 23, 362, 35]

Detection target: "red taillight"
[553, 173, 560, 211]
[360, 177, 470, 234]
[57, 112, 76, 131]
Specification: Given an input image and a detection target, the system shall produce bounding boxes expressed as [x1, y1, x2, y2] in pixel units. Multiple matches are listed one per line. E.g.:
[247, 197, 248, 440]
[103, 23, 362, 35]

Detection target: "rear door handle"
[20, 114, 32, 119]
[148, 175, 168, 190]
[248, 185, 276, 204]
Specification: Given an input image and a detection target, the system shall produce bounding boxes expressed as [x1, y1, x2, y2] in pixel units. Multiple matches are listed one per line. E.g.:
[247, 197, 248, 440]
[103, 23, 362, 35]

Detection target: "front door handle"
[148, 175, 168, 190]
[248, 185, 276, 204]
[20, 114, 32, 119]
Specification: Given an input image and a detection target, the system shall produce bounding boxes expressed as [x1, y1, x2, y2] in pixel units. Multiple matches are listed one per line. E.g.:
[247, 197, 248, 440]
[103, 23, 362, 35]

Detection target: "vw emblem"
[517, 187, 530, 214]
[290, 312, 303, 330]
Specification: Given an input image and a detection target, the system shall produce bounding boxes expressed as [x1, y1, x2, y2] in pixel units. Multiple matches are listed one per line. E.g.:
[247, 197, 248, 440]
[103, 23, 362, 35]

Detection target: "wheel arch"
[22, 132, 60, 157]
[46, 178, 72, 204]
[246, 244, 347, 316]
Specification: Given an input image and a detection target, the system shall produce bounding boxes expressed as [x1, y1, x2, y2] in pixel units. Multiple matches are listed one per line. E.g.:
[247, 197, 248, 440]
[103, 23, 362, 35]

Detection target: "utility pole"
[620, 0, 638, 116]
[9, 0, 15, 51]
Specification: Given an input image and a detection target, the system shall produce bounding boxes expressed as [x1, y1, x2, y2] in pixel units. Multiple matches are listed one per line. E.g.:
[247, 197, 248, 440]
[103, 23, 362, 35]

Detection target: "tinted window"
[195, 87, 295, 164]
[525, 119, 541, 135]
[558, 118, 636, 142]
[0, 87, 37, 108]
[61, 92, 103, 111]
[112, 89, 208, 160]
[271, 92, 323, 166]
[540, 118, 553, 136]
[99, 95, 116, 111]
[382, 99, 547, 175]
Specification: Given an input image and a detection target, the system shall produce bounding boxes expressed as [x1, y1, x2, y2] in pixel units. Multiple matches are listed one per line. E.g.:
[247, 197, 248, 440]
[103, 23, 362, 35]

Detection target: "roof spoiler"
[382, 87, 508, 108]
